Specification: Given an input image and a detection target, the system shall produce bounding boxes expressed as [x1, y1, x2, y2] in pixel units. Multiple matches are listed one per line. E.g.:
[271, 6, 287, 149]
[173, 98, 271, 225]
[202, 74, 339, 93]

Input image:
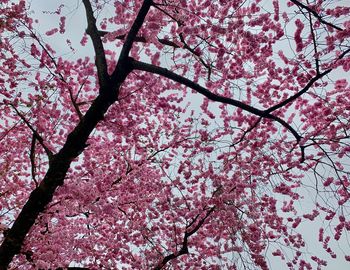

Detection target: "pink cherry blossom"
[0, 0, 349, 269]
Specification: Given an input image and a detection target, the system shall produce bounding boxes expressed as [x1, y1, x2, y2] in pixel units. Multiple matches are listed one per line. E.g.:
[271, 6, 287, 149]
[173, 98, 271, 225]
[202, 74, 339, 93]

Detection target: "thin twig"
[307, 7, 320, 74]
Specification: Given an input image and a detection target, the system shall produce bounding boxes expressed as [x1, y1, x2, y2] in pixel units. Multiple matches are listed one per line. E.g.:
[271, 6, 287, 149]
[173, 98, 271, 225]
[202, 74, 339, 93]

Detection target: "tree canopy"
[0, 0, 350, 269]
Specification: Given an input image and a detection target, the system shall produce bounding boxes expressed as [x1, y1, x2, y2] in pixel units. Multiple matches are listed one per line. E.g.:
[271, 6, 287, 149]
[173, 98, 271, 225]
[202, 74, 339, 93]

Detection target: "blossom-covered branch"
[0, 0, 153, 267]
[290, 0, 344, 31]
[129, 58, 302, 143]
[153, 207, 215, 269]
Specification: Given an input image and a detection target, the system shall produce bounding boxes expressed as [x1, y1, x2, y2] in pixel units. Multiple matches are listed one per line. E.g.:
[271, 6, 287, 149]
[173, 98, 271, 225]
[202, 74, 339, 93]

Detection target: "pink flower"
[45, 28, 58, 36]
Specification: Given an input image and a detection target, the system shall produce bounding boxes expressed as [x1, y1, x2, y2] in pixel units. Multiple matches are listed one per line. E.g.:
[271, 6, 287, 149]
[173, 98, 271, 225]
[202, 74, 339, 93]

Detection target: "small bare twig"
[307, 9, 320, 74]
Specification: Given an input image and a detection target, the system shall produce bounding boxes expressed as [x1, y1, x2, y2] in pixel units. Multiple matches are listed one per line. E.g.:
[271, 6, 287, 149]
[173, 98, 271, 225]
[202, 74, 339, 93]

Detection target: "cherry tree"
[0, 0, 350, 269]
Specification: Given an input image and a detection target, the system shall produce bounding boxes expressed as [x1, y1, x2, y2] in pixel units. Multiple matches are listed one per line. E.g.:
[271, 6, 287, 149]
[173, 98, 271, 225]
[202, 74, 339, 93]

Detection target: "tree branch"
[111, 0, 153, 84]
[231, 118, 262, 146]
[307, 10, 320, 74]
[264, 69, 332, 114]
[0, 1, 155, 267]
[26, 28, 84, 120]
[129, 59, 302, 142]
[99, 28, 212, 79]
[153, 3, 212, 78]
[68, 87, 83, 121]
[178, 33, 212, 79]
[130, 60, 266, 115]
[265, 48, 350, 114]
[30, 134, 38, 187]
[290, 0, 343, 31]
[82, 0, 109, 88]
[153, 207, 215, 270]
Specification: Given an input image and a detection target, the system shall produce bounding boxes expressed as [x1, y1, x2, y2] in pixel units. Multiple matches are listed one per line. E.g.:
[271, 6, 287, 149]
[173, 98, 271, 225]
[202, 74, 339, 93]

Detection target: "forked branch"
[153, 207, 215, 269]
[82, 0, 109, 88]
[0, 1, 154, 268]
[264, 69, 332, 114]
[290, 0, 343, 31]
[129, 59, 302, 143]
[265, 48, 350, 114]
[111, 0, 153, 83]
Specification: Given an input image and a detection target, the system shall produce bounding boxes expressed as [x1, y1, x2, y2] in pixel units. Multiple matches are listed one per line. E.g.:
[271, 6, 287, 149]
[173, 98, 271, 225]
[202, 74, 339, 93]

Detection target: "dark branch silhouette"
[153, 207, 215, 269]
[265, 48, 350, 114]
[0, 1, 348, 268]
[0, 0, 153, 268]
[82, 0, 109, 88]
[290, 0, 343, 31]
[129, 58, 302, 143]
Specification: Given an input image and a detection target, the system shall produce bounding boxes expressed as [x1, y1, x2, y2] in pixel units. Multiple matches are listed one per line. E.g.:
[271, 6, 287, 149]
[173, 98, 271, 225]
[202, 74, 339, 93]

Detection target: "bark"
[0, 0, 153, 268]
[0, 87, 124, 269]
